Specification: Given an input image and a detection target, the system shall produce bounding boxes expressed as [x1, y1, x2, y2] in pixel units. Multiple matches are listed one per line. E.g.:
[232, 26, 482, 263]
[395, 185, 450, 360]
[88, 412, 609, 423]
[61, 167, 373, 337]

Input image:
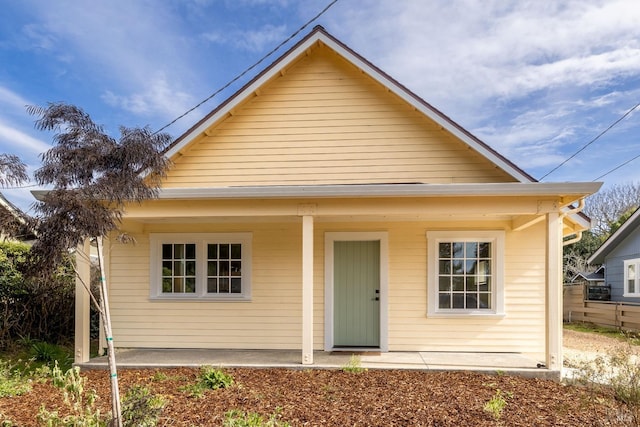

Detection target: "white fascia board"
[155, 182, 602, 200]
[588, 207, 640, 265]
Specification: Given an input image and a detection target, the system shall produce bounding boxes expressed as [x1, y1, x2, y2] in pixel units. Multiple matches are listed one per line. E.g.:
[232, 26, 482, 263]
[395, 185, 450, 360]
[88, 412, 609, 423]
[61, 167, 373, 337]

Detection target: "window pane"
[162, 278, 172, 293]
[439, 260, 451, 274]
[185, 244, 196, 259]
[466, 276, 477, 291]
[162, 261, 172, 277]
[231, 278, 242, 293]
[231, 244, 242, 259]
[208, 244, 218, 259]
[207, 278, 217, 293]
[185, 278, 196, 293]
[439, 293, 451, 309]
[452, 260, 464, 274]
[465, 260, 476, 274]
[452, 276, 464, 291]
[185, 261, 196, 276]
[438, 276, 451, 291]
[208, 261, 217, 276]
[220, 261, 230, 276]
[479, 242, 491, 258]
[452, 293, 465, 308]
[174, 278, 184, 293]
[219, 244, 230, 259]
[628, 264, 636, 280]
[231, 261, 242, 276]
[174, 244, 184, 259]
[219, 278, 229, 293]
[479, 293, 490, 308]
[465, 242, 477, 258]
[439, 243, 451, 258]
[174, 261, 184, 276]
[162, 244, 172, 259]
[452, 243, 464, 258]
[466, 294, 478, 309]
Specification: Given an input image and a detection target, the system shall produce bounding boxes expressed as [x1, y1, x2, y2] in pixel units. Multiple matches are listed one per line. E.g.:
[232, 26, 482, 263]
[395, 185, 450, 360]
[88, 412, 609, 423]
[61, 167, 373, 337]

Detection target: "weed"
[151, 371, 168, 381]
[181, 366, 234, 398]
[37, 363, 107, 426]
[122, 385, 166, 427]
[0, 413, 14, 427]
[341, 355, 367, 374]
[223, 408, 290, 427]
[570, 344, 640, 425]
[0, 360, 31, 398]
[483, 389, 512, 421]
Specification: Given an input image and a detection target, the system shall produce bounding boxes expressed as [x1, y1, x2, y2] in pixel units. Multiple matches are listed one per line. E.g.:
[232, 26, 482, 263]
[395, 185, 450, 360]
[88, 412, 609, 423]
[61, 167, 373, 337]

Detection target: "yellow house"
[74, 26, 600, 375]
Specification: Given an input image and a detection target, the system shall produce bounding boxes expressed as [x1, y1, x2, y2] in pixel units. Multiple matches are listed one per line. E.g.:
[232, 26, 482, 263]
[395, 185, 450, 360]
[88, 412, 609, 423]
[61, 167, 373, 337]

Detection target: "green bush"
[0, 241, 75, 349]
[0, 359, 31, 398]
[122, 385, 165, 427]
[181, 366, 234, 398]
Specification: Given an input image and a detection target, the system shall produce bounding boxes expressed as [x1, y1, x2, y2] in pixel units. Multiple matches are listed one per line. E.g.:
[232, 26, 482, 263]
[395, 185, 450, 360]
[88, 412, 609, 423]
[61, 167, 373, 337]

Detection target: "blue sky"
[1, 0, 639, 212]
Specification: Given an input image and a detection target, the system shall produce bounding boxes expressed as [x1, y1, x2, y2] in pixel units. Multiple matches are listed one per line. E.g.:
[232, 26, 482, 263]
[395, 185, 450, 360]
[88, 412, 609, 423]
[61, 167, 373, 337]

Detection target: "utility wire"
[539, 101, 640, 181]
[593, 151, 640, 181]
[154, 0, 340, 135]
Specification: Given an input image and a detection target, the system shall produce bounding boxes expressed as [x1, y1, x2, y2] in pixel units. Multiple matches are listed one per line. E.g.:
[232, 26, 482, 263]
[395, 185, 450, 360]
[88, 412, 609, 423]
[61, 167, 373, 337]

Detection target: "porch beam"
[302, 215, 314, 365]
[75, 239, 91, 364]
[546, 211, 563, 372]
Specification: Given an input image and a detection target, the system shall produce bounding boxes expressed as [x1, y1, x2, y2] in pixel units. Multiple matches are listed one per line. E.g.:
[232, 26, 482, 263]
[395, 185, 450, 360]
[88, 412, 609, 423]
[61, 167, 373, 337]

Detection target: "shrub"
[224, 408, 290, 427]
[0, 359, 31, 398]
[181, 366, 234, 398]
[37, 364, 107, 426]
[121, 385, 166, 427]
[571, 345, 640, 425]
[29, 341, 73, 371]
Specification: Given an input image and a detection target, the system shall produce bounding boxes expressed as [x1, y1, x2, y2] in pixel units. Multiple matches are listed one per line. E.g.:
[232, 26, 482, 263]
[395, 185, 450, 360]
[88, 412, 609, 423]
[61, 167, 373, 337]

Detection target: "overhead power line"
[154, 0, 340, 135]
[539, 101, 640, 181]
[593, 152, 640, 182]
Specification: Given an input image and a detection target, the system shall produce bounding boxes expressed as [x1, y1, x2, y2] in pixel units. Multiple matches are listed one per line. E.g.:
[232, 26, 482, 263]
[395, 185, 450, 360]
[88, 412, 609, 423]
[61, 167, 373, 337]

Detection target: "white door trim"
[324, 231, 388, 352]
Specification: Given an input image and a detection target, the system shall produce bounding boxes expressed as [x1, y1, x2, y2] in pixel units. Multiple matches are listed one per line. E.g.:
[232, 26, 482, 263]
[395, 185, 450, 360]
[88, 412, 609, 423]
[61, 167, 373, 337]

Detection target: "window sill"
[150, 295, 252, 302]
[623, 293, 640, 298]
[427, 311, 506, 319]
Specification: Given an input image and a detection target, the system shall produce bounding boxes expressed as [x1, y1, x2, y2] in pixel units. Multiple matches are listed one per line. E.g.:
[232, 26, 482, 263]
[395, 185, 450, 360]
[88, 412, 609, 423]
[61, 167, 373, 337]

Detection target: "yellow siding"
[163, 45, 515, 187]
[108, 219, 546, 357]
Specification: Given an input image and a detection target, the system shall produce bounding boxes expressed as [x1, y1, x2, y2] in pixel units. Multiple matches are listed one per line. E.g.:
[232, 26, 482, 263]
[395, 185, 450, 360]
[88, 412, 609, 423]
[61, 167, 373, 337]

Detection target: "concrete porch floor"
[79, 349, 557, 379]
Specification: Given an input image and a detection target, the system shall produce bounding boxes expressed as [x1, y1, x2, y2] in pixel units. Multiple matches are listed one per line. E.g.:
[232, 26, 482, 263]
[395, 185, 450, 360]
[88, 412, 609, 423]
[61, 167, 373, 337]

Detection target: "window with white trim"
[624, 258, 640, 297]
[427, 231, 505, 316]
[151, 233, 251, 300]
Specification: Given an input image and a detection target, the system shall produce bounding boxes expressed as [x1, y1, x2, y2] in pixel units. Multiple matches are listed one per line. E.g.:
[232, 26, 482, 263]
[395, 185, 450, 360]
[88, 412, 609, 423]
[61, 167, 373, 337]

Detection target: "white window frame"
[426, 230, 505, 317]
[150, 233, 252, 301]
[623, 258, 640, 297]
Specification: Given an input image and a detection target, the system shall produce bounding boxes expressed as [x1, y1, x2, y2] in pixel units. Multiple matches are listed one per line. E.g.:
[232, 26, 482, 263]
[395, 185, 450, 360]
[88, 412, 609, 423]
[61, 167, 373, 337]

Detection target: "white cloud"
[0, 120, 51, 156]
[203, 24, 288, 53]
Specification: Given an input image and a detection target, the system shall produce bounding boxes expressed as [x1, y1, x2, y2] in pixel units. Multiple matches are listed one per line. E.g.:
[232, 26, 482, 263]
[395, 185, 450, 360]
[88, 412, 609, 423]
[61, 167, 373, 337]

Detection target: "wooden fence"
[563, 284, 640, 331]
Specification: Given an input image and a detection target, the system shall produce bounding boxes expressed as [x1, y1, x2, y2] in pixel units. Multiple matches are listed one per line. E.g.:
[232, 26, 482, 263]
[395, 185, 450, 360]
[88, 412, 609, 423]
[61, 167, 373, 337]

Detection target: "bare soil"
[0, 331, 633, 426]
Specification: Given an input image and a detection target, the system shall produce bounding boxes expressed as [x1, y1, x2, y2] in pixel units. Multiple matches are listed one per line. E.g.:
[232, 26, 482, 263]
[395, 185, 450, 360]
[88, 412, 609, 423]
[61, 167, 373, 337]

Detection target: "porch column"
[302, 214, 314, 364]
[546, 211, 563, 371]
[75, 239, 91, 364]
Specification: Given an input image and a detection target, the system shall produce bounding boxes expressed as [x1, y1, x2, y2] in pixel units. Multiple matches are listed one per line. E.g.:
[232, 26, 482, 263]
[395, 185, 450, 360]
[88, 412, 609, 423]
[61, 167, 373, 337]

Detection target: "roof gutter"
[561, 198, 586, 246]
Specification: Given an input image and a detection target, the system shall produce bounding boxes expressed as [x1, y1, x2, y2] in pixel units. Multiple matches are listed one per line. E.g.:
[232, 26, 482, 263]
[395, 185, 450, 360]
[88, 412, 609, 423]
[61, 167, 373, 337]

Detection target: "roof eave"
[588, 206, 640, 265]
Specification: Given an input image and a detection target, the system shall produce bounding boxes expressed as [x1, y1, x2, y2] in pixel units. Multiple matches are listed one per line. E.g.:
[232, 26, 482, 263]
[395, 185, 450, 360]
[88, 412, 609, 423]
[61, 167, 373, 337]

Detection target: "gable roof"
[165, 26, 535, 183]
[588, 206, 640, 265]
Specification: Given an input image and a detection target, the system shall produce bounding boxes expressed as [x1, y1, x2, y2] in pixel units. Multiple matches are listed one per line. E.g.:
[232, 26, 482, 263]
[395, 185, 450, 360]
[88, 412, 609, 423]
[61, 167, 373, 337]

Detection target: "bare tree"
[583, 182, 640, 236]
[27, 103, 171, 426]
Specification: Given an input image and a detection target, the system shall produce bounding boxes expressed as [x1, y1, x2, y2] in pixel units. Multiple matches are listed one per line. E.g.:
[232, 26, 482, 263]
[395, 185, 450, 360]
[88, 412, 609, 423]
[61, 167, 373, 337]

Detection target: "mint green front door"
[333, 240, 380, 347]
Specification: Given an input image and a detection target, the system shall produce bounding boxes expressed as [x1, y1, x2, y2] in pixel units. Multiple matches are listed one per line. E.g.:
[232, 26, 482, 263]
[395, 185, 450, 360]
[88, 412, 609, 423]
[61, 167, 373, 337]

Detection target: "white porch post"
[302, 214, 314, 364]
[75, 239, 91, 364]
[546, 211, 563, 371]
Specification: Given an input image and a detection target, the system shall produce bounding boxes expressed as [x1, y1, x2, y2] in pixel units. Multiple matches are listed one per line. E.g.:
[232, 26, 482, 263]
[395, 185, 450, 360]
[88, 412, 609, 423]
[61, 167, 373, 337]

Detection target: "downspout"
[561, 198, 586, 247]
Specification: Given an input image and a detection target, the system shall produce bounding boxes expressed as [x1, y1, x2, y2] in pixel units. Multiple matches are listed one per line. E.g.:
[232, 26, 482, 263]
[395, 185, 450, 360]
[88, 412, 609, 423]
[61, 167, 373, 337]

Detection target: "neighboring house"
[588, 207, 640, 303]
[72, 26, 600, 374]
[0, 192, 35, 243]
[569, 266, 609, 301]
